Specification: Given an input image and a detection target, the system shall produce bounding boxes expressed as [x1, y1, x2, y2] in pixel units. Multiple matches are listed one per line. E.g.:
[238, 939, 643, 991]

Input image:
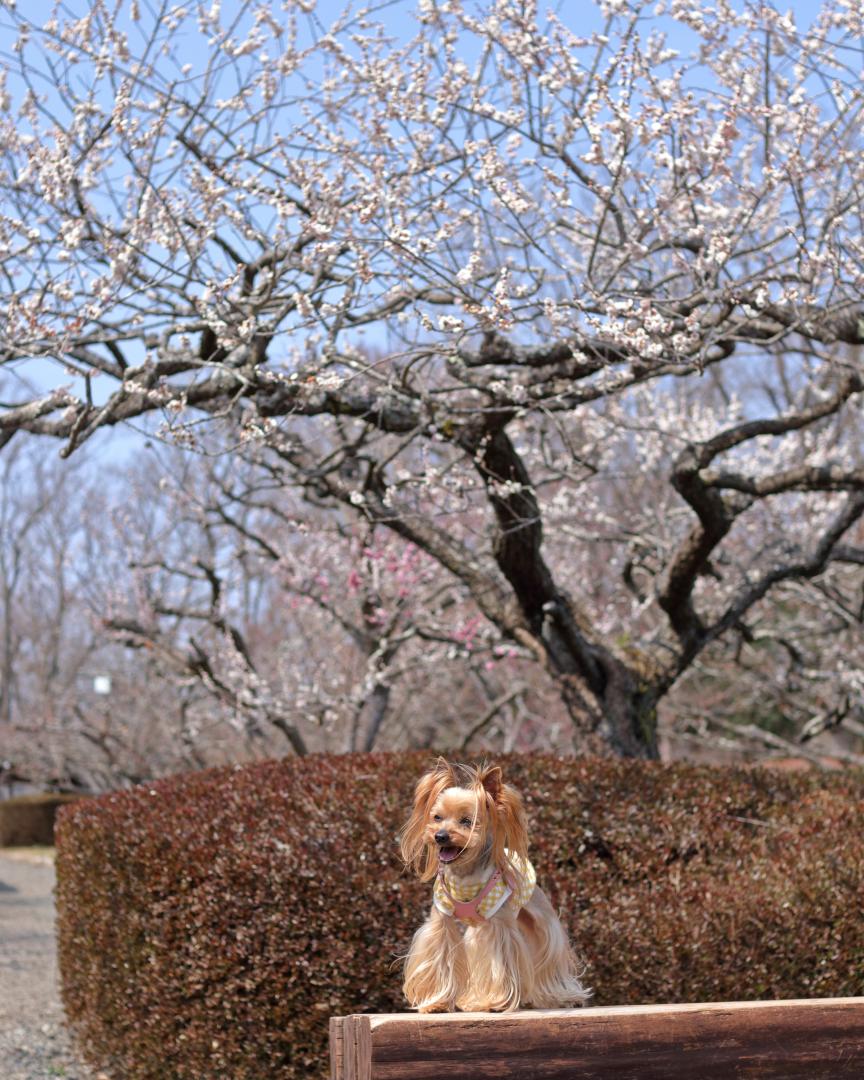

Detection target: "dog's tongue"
[438, 846, 461, 863]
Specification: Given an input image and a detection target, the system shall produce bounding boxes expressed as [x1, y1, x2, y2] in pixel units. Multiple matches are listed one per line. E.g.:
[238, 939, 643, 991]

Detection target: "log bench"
[330, 997, 864, 1079]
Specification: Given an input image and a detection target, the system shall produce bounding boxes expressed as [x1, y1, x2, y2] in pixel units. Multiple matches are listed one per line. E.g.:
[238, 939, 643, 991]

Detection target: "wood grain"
[331, 998, 864, 1079]
[329, 1017, 344, 1080]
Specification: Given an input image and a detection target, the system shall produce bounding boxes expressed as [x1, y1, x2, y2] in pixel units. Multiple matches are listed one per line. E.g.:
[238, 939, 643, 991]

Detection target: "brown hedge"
[0, 792, 85, 846]
[55, 753, 864, 1079]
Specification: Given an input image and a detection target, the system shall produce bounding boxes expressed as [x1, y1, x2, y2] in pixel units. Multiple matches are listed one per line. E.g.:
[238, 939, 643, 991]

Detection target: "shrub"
[56, 753, 864, 1079]
[0, 792, 85, 846]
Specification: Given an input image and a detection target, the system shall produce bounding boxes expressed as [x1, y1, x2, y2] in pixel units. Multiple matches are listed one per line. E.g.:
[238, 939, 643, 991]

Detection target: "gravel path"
[0, 850, 101, 1080]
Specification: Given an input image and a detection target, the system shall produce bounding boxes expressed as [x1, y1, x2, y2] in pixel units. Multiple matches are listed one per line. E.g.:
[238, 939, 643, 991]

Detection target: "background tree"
[96, 448, 558, 758]
[2, 0, 864, 759]
[0, 442, 107, 757]
[0, 442, 219, 788]
[2, 438, 570, 788]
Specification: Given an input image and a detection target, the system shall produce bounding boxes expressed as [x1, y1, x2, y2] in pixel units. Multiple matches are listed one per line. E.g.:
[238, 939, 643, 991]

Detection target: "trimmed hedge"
[0, 792, 85, 846]
[56, 753, 864, 1079]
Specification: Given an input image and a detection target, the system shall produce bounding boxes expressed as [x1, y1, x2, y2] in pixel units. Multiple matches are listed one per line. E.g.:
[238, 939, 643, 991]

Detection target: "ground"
[0, 849, 100, 1080]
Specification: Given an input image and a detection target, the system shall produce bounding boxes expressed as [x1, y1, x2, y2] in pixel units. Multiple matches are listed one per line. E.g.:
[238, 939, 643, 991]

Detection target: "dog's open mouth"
[437, 845, 462, 864]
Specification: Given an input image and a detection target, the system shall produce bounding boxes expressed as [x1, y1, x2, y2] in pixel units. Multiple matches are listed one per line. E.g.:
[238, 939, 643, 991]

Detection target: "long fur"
[400, 759, 590, 1012]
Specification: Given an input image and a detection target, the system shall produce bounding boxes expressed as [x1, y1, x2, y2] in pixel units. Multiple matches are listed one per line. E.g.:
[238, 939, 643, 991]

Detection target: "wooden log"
[329, 1017, 344, 1080]
[330, 998, 864, 1079]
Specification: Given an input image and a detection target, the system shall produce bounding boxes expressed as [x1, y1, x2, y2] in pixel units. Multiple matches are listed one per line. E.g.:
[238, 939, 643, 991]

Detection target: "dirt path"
[0, 850, 99, 1079]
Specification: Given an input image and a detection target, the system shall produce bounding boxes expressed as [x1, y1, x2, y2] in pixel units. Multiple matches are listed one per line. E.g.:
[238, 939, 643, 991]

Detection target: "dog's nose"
[434, 829, 450, 845]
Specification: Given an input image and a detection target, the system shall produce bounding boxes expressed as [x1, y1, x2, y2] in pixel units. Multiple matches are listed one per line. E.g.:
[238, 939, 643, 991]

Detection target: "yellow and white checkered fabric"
[434, 849, 536, 920]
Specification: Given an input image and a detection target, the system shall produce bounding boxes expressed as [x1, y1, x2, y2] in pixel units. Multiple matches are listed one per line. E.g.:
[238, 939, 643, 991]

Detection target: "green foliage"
[55, 753, 864, 1079]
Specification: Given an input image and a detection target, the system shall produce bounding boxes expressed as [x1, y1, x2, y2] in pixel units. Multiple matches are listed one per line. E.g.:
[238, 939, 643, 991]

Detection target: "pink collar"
[437, 865, 510, 922]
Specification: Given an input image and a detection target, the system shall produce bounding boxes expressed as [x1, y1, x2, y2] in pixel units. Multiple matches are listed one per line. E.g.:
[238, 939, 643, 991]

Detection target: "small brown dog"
[400, 759, 589, 1012]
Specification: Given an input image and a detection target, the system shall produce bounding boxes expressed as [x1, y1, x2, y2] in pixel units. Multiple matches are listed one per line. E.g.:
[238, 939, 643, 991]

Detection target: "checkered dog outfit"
[434, 849, 536, 921]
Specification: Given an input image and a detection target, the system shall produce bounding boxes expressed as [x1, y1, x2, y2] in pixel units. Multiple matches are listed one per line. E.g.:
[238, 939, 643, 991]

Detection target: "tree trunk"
[466, 423, 663, 760]
[544, 634, 661, 760]
[592, 662, 661, 760]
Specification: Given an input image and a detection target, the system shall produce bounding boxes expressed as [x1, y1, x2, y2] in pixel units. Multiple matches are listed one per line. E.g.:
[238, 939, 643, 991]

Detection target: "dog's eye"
[460, 817, 472, 826]
[432, 814, 442, 821]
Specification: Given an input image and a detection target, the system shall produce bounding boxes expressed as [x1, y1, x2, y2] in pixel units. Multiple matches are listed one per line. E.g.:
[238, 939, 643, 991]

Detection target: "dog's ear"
[399, 761, 455, 882]
[479, 765, 503, 802]
[431, 756, 457, 786]
[479, 766, 529, 866]
[412, 758, 455, 814]
[495, 782, 529, 860]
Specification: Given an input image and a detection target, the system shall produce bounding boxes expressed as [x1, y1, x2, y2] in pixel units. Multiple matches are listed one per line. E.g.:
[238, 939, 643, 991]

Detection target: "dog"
[400, 758, 590, 1012]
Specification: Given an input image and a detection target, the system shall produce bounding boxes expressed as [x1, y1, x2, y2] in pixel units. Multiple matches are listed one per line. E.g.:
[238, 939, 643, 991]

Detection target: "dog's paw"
[417, 1000, 455, 1013]
[458, 996, 521, 1012]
